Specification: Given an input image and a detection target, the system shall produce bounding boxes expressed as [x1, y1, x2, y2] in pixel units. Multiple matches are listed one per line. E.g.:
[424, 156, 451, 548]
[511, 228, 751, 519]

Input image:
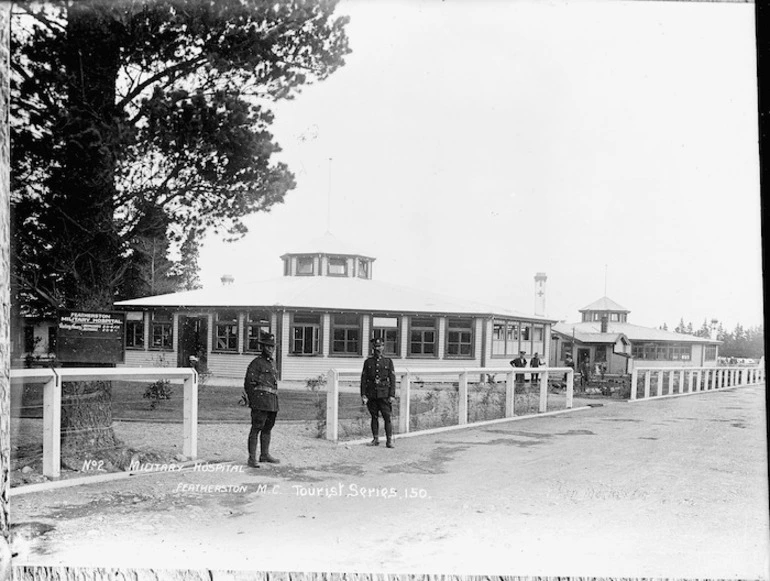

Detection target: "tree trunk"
[1, 0, 13, 573]
[51, 3, 125, 458]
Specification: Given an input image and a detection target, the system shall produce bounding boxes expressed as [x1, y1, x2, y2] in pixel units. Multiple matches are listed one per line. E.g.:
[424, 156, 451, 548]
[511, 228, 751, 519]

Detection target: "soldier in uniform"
[510, 350, 528, 386]
[360, 337, 396, 448]
[243, 333, 280, 467]
[530, 352, 542, 385]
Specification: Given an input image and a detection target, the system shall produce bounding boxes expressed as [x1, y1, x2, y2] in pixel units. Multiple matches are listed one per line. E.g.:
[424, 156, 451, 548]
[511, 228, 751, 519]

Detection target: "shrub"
[143, 379, 173, 410]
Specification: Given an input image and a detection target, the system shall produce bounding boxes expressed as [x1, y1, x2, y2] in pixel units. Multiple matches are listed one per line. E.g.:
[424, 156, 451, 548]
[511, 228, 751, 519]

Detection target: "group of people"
[509, 350, 543, 384]
[242, 335, 396, 467]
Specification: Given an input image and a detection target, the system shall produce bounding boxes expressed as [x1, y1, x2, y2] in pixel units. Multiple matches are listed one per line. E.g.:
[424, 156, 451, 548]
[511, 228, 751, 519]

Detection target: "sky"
[198, 0, 763, 331]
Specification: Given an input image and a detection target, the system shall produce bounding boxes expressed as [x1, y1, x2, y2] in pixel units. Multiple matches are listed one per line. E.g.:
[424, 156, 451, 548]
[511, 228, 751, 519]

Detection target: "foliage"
[11, 0, 351, 314]
[667, 317, 764, 359]
[142, 379, 173, 410]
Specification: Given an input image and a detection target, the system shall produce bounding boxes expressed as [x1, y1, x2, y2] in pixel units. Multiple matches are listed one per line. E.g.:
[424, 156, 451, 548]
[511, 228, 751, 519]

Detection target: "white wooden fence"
[10, 367, 199, 479]
[629, 365, 764, 402]
[325, 366, 574, 441]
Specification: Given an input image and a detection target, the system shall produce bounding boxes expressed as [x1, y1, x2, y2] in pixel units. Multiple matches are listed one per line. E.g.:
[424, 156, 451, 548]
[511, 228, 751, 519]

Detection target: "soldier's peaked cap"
[259, 333, 276, 347]
[371, 337, 384, 346]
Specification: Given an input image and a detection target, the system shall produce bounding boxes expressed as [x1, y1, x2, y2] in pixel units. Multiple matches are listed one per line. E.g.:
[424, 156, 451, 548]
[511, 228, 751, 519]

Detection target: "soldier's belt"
[254, 386, 278, 395]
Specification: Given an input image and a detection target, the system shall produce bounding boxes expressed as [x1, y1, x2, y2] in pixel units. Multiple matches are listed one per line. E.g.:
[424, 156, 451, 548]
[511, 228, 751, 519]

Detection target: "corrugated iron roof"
[578, 296, 630, 313]
[115, 275, 556, 322]
[553, 321, 717, 344]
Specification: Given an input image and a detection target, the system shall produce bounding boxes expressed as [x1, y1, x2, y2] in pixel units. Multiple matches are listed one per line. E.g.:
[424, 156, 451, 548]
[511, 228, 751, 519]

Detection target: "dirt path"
[10, 385, 768, 579]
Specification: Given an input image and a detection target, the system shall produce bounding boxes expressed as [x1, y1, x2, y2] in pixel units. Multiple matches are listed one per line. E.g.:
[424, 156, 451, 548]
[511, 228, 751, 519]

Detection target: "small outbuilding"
[549, 296, 720, 374]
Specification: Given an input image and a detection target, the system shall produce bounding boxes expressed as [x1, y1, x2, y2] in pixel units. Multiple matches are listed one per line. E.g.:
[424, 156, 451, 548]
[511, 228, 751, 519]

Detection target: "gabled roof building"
[550, 296, 719, 374]
[115, 234, 556, 381]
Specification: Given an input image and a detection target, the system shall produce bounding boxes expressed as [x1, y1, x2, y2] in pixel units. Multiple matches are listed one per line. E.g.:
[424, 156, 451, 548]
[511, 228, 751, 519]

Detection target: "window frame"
[358, 258, 370, 279]
[290, 312, 322, 356]
[126, 319, 145, 349]
[408, 316, 438, 358]
[445, 317, 474, 359]
[296, 256, 315, 276]
[213, 310, 239, 353]
[372, 316, 400, 357]
[330, 313, 361, 356]
[491, 319, 521, 358]
[245, 310, 271, 353]
[327, 256, 348, 277]
[150, 311, 173, 351]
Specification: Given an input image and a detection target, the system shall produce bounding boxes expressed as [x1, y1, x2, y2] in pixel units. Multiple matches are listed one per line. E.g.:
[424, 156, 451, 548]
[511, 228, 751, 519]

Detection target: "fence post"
[325, 369, 339, 442]
[505, 370, 515, 417]
[695, 370, 701, 392]
[539, 371, 548, 413]
[566, 369, 574, 408]
[643, 371, 651, 399]
[183, 369, 199, 460]
[687, 370, 693, 393]
[630, 368, 638, 401]
[399, 372, 411, 434]
[458, 371, 468, 425]
[42, 371, 61, 479]
[668, 370, 675, 395]
[679, 370, 685, 394]
[656, 371, 663, 397]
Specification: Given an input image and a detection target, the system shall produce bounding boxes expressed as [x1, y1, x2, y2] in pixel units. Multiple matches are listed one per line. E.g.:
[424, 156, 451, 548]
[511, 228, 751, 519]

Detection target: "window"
[292, 313, 321, 355]
[492, 320, 520, 356]
[521, 324, 531, 342]
[533, 325, 544, 342]
[23, 326, 35, 353]
[610, 313, 619, 322]
[705, 345, 717, 361]
[283, 259, 290, 276]
[409, 317, 437, 356]
[126, 312, 144, 349]
[372, 316, 399, 356]
[358, 259, 369, 279]
[47, 326, 57, 353]
[297, 256, 314, 275]
[331, 313, 360, 355]
[446, 318, 473, 358]
[328, 256, 348, 276]
[215, 310, 238, 352]
[594, 345, 607, 362]
[561, 342, 573, 359]
[593, 312, 602, 322]
[632, 342, 692, 361]
[151, 311, 173, 350]
[245, 310, 270, 352]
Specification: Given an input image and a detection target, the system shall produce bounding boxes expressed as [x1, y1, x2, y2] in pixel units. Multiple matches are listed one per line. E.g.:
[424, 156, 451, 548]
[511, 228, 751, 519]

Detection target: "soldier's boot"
[384, 416, 394, 448]
[259, 432, 281, 464]
[369, 437, 380, 446]
[247, 433, 260, 467]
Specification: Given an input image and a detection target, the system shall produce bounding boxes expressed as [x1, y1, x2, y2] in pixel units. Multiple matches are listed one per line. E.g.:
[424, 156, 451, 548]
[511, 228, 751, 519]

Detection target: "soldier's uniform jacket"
[360, 354, 396, 399]
[244, 353, 279, 412]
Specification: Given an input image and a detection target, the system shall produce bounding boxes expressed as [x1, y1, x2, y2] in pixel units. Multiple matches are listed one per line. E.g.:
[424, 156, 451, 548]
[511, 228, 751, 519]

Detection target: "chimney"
[220, 274, 235, 286]
[601, 314, 608, 333]
[534, 272, 547, 317]
[709, 318, 719, 341]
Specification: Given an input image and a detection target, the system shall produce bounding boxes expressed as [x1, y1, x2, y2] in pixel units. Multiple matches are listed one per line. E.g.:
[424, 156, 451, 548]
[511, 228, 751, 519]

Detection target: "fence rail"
[325, 366, 574, 442]
[629, 365, 764, 402]
[10, 367, 199, 479]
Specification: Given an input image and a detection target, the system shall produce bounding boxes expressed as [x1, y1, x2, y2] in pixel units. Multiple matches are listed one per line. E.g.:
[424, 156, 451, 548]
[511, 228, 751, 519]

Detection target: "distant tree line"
[659, 319, 765, 359]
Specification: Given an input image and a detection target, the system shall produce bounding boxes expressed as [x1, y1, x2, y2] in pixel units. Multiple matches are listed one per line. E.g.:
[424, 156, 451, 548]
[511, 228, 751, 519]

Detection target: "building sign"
[57, 311, 126, 364]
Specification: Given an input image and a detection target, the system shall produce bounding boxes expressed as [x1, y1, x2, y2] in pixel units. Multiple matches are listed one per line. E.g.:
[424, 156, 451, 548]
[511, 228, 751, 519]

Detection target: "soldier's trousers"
[366, 398, 393, 440]
[248, 408, 277, 459]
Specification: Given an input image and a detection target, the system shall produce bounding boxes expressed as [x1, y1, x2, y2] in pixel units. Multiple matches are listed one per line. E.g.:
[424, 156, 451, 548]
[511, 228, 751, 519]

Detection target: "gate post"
[539, 371, 548, 413]
[656, 371, 663, 397]
[505, 370, 515, 417]
[458, 371, 468, 425]
[566, 369, 574, 409]
[183, 369, 199, 460]
[42, 371, 62, 479]
[399, 372, 411, 434]
[630, 368, 638, 401]
[643, 371, 651, 399]
[325, 369, 339, 442]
